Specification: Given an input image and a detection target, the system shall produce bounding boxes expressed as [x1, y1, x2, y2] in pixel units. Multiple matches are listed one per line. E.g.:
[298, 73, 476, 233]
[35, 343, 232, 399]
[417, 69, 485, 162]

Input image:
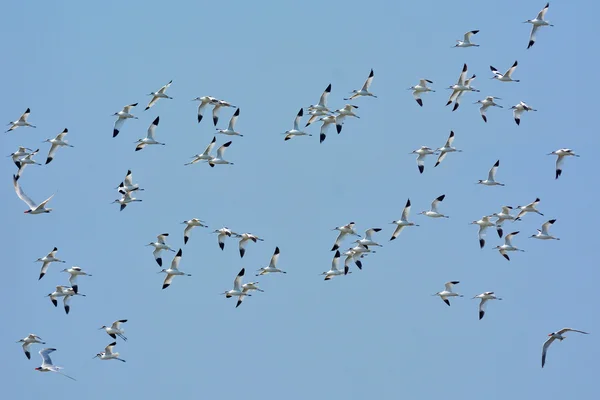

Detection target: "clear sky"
[2, 1, 597, 398]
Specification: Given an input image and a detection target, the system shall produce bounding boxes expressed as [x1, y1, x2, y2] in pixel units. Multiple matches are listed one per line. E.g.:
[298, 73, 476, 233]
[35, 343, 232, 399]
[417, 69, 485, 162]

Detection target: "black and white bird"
[44, 129, 73, 165]
[35, 348, 76, 380]
[117, 170, 144, 194]
[186, 136, 217, 165]
[390, 199, 419, 241]
[419, 195, 449, 219]
[433, 281, 463, 306]
[474, 96, 503, 123]
[308, 84, 332, 113]
[516, 198, 544, 220]
[212, 227, 236, 250]
[493, 231, 525, 261]
[530, 219, 560, 240]
[511, 101, 537, 125]
[17, 334, 45, 359]
[408, 79, 434, 107]
[13, 175, 55, 214]
[181, 218, 209, 244]
[99, 320, 128, 341]
[410, 146, 436, 174]
[6, 108, 36, 133]
[112, 103, 138, 137]
[548, 149, 579, 179]
[525, 3, 553, 49]
[35, 247, 66, 280]
[470, 216, 495, 248]
[192, 96, 219, 123]
[434, 131, 462, 167]
[60, 266, 91, 294]
[93, 342, 126, 362]
[235, 233, 264, 258]
[490, 206, 518, 238]
[211, 99, 236, 126]
[14, 149, 41, 181]
[477, 160, 504, 186]
[331, 222, 361, 251]
[490, 61, 520, 82]
[145, 80, 173, 110]
[158, 249, 191, 290]
[135, 117, 164, 151]
[472, 292, 502, 320]
[453, 30, 480, 47]
[344, 69, 376, 100]
[256, 247, 286, 275]
[283, 108, 311, 141]
[146, 233, 176, 267]
[222, 268, 251, 308]
[216, 108, 242, 137]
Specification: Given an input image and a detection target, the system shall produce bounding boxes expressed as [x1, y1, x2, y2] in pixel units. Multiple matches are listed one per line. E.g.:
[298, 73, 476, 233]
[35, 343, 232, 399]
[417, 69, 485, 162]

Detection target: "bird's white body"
[525, 3, 553, 49]
[548, 148, 579, 179]
[419, 195, 449, 218]
[321, 251, 347, 280]
[434, 281, 463, 306]
[454, 30, 480, 47]
[478, 160, 504, 186]
[284, 108, 311, 140]
[94, 342, 126, 362]
[216, 108, 242, 136]
[100, 320, 128, 341]
[135, 117, 165, 150]
[471, 216, 495, 248]
[158, 249, 191, 289]
[13, 176, 54, 214]
[17, 334, 45, 359]
[6, 108, 36, 132]
[490, 61, 520, 82]
[516, 198, 544, 220]
[390, 199, 419, 241]
[473, 291, 502, 320]
[493, 231, 524, 260]
[257, 247, 286, 275]
[409, 79, 435, 107]
[145, 80, 173, 110]
[434, 131, 462, 167]
[475, 96, 503, 123]
[344, 69, 376, 100]
[511, 101, 537, 125]
[222, 268, 251, 307]
[530, 219, 560, 240]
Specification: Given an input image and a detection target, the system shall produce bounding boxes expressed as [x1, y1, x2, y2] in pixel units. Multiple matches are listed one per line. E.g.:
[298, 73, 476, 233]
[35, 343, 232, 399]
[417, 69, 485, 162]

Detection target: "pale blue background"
[2, 1, 597, 398]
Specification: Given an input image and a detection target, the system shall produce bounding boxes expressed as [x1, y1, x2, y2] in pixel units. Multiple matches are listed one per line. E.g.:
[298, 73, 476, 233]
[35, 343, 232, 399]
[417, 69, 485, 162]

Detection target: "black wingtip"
[482, 115, 487, 123]
[25, 351, 31, 360]
[176, 249, 182, 257]
[184, 236, 189, 244]
[236, 300, 242, 308]
[197, 115, 202, 123]
[527, 40, 535, 49]
[503, 253, 510, 261]
[25, 108, 31, 113]
[113, 129, 119, 137]
[239, 268, 246, 276]
[156, 258, 162, 267]
[219, 242, 225, 250]
[437, 194, 446, 201]
[418, 165, 424, 174]
[462, 63, 467, 71]
[64, 305, 70, 315]
[494, 160, 500, 167]
[369, 69, 374, 77]
[452, 103, 459, 112]
[479, 239, 485, 249]
[240, 249, 245, 258]
[513, 60, 518, 67]
[331, 244, 339, 251]
[152, 116, 160, 125]
[45, 157, 52, 165]
[274, 247, 280, 255]
[162, 284, 169, 290]
[444, 299, 450, 306]
[479, 311, 484, 320]
[325, 83, 331, 92]
[515, 118, 520, 125]
[416, 98, 423, 107]
[406, 199, 411, 207]
[320, 133, 326, 143]
[355, 260, 362, 270]
[556, 169, 561, 179]
[336, 124, 342, 134]
[233, 108, 240, 116]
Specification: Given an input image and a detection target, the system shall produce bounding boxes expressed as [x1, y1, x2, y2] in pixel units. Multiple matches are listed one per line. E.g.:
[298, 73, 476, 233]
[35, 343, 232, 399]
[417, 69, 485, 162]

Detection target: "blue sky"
[2, 1, 597, 398]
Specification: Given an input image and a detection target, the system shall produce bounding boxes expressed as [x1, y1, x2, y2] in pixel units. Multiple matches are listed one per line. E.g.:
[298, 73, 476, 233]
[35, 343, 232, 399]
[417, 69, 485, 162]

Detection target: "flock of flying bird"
[8, 2, 588, 381]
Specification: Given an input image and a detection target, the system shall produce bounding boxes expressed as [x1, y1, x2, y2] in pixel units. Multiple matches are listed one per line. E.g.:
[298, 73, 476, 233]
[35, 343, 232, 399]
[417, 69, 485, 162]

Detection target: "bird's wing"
[557, 328, 590, 335]
[157, 80, 172, 94]
[157, 234, 168, 244]
[217, 141, 231, 159]
[488, 161, 499, 181]
[445, 131, 455, 147]
[293, 108, 303, 130]
[362, 69, 374, 90]
[147, 117, 159, 140]
[39, 348, 56, 366]
[505, 231, 518, 246]
[202, 136, 217, 156]
[431, 195, 444, 212]
[457, 64, 468, 85]
[13, 176, 37, 208]
[331, 251, 341, 271]
[19, 108, 31, 122]
[123, 170, 134, 186]
[541, 220, 554, 235]
[435, 152, 448, 166]
[233, 268, 245, 291]
[542, 336, 555, 367]
[123, 103, 137, 113]
[227, 108, 240, 130]
[269, 247, 280, 268]
[537, 3, 549, 20]
[318, 84, 331, 107]
[170, 249, 182, 270]
[401, 199, 411, 220]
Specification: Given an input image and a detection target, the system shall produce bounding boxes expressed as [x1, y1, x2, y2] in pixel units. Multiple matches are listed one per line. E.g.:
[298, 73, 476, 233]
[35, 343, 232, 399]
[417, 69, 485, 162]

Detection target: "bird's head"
[34, 367, 43, 371]
[98, 326, 107, 330]
[24, 210, 32, 214]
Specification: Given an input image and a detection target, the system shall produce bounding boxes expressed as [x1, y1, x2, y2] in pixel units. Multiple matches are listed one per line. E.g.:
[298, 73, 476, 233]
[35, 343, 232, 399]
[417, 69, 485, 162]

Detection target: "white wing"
[233, 268, 244, 291]
[40, 348, 56, 367]
[331, 251, 341, 271]
[13, 175, 37, 208]
[293, 108, 303, 131]
[157, 233, 168, 244]
[227, 109, 240, 130]
[401, 199, 411, 220]
[362, 69, 374, 90]
[488, 161, 499, 181]
[147, 117, 159, 140]
[537, 3, 549, 20]
[457, 64, 468, 86]
[157, 80, 172, 94]
[318, 84, 331, 107]
[431, 195, 445, 213]
[216, 141, 231, 159]
[202, 136, 217, 156]
[541, 220, 554, 235]
[123, 170, 133, 186]
[269, 247, 280, 268]
[170, 249, 182, 270]
[542, 336, 555, 367]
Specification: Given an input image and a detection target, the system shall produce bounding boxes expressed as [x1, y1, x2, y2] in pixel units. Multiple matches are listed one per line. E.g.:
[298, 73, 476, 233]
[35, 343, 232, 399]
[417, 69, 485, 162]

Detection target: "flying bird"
[355, 228, 383, 248]
[14, 149, 41, 181]
[222, 268, 251, 308]
[216, 108, 242, 136]
[390, 199, 419, 241]
[256, 247, 286, 275]
[93, 342, 126, 362]
[434, 131, 462, 167]
[446, 64, 479, 111]
[112, 191, 142, 211]
[410, 146, 436, 174]
[470, 216, 495, 248]
[477, 160, 504, 186]
[525, 3, 553, 49]
[145, 80, 173, 110]
[490, 61, 520, 82]
[158, 249, 191, 290]
[60, 266, 91, 294]
[472, 292, 502, 320]
[308, 83, 332, 113]
[321, 250, 346, 280]
[6, 108, 36, 133]
[453, 30, 480, 47]
[181, 218, 208, 244]
[235, 233, 264, 258]
[99, 320, 128, 341]
[212, 227, 236, 250]
[117, 170, 144, 194]
[542, 328, 589, 368]
[516, 198, 544, 220]
[208, 141, 234, 167]
[433, 281, 463, 306]
[511, 101, 537, 125]
[331, 222, 361, 251]
[192, 96, 219, 123]
[490, 206, 518, 238]
[493, 231, 524, 261]
[17, 334, 45, 359]
[283, 108, 311, 141]
[419, 195, 449, 218]
[146, 233, 176, 267]
[408, 79, 434, 107]
[474, 96, 503, 123]
[530, 219, 560, 240]
[344, 69, 376, 100]
[211, 99, 236, 126]
[44, 128, 74, 164]
[112, 103, 138, 137]
[35, 247, 66, 280]
[35, 348, 76, 380]
[135, 116, 165, 151]
[186, 136, 217, 165]
[548, 148, 579, 179]
[13, 175, 55, 214]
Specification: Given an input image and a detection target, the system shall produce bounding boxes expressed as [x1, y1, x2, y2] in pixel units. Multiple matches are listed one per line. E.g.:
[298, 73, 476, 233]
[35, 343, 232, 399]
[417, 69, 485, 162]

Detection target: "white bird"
[242, 282, 264, 293]
[9, 146, 35, 167]
[474, 96, 503, 123]
[35, 348, 76, 380]
[530, 219, 560, 240]
[14, 149, 42, 181]
[525, 3, 553, 49]
[390, 199, 419, 241]
[548, 148, 579, 179]
[283, 108, 312, 141]
[235, 233, 264, 258]
[411, 146, 436, 174]
[408, 79, 435, 107]
[211, 99, 236, 126]
[490, 61, 520, 82]
[355, 228, 383, 247]
[318, 115, 340, 144]
[419, 194, 449, 218]
[434, 131, 462, 167]
[343, 248, 366, 273]
[453, 30, 480, 47]
[93, 342, 126, 362]
[516, 198, 544, 220]
[222, 268, 251, 308]
[112, 191, 142, 211]
[44, 128, 74, 165]
[35, 247, 66, 280]
[470, 216, 495, 248]
[216, 108, 242, 136]
[13, 175, 55, 214]
[182, 218, 208, 244]
[344, 69, 376, 100]
[257, 247, 286, 275]
[491, 206, 518, 238]
[433, 281, 464, 306]
[135, 116, 164, 151]
[213, 227, 236, 250]
[493, 231, 525, 261]
[144, 80, 173, 110]
[321, 250, 347, 280]
[472, 292, 502, 320]
[192, 96, 219, 123]
[6, 108, 36, 133]
[307, 83, 332, 113]
[511, 101, 537, 125]
[186, 136, 217, 165]
[158, 249, 191, 290]
[208, 141, 234, 167]
[542, 328, 589, 368]
[117, 170, 144, 194]
[451, 74, 479, 111]
[334, 104, 360, 120]
[46, 286, 85, 314]
[146, 233, 176, 267]
[304, 109, 333, 128]
[112, 103, 138, 137]
[331, 221, 361, 251]
[477, 160, 504, 186]
[99, 320, 128, 341]
[17, 334, 45, 359]
[60, 266, 91, 294]
[446, 64, 480, 111]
